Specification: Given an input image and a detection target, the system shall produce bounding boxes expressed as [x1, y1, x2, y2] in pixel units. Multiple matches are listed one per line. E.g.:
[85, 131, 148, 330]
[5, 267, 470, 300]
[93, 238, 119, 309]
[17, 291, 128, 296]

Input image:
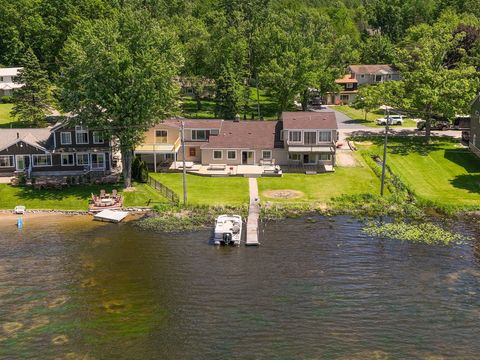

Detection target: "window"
[340, 94, 349, 101]
[289, 153, 301, 161]
[93, 131, 104, 144]
[32, 155, 52, 167]
[75, 126, 89, 144]
[304, 132, 317, 145]
[288, 131, 302, 142]
[191, 129, 207, 141]
[210, 129, 219, 136]
[165, 153, 174, 161]
[77, 153, 90, 166]
[227, 150, 236, 160]
[61, 153, 75, 166]
[346, 83, 353, 89]
[318, 131, 332, 142]
[0, 155, 14, 167]
[262, 150, 272, 160]
[91, 153, 105, 169]
[213, 150, 223, 160]
[189, 147, 196, 157]
[155, 130, 168, 143]
[375, 75, 382, 82]
[319, 154, 331, 161]
[60, 132, 72, 145]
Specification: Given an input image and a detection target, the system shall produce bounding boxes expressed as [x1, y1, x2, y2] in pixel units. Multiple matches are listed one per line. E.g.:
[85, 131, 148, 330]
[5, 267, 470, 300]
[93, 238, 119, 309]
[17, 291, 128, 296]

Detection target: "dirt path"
[336, 149, 358, 167]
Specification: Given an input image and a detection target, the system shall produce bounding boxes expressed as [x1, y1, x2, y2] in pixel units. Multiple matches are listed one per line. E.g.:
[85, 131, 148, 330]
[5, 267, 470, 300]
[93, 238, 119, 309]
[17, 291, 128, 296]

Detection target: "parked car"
[375, 115, 404, 125]
[453, 115, 470, 130]
[416, 119, 450, 131]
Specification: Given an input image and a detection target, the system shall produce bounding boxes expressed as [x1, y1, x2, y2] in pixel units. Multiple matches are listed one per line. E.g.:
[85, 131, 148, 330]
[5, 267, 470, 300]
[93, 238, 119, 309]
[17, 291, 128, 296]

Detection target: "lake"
[0, 214, 479, 359]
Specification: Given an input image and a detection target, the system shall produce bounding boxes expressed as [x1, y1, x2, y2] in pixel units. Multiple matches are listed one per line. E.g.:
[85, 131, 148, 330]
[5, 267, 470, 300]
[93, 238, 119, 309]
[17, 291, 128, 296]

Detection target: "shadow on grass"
[352, 135, 455, 156]
[13, 185, 112, 202]
[0, 121, 33, 129]
[450, 174, 480, 194]
[343, 118, 371, 125]
[444, 150, 480, 173]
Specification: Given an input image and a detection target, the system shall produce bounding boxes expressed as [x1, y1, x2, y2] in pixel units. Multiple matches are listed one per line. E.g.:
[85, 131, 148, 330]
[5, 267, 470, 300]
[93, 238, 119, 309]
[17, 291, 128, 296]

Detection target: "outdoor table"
[101, 198, 114, 206]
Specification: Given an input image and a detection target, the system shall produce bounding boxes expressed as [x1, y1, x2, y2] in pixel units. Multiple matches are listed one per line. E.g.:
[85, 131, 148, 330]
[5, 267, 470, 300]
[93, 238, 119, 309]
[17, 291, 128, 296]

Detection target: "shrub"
[1, 96, 12, 103]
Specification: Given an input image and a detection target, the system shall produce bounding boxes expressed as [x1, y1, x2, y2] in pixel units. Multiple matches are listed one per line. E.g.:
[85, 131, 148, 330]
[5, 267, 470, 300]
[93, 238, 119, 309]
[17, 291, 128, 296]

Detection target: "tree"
[360, 34, 396, 64]
[393, 12, 480, 141]
[215, 64, 243, 119]
[11, 49, 51, 126]
[59, 8, 182, 188]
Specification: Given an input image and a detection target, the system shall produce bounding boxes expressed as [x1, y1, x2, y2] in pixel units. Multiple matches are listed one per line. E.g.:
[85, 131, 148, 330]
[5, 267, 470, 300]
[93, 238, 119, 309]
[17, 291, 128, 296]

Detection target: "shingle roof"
[282, 112, 337, 130]
[0, 128, 52, 152]
[335, 75, 358, 84]
[348, 64, 396, 74]
[164, 118, 223, 129]
[201, 121, 281, 149]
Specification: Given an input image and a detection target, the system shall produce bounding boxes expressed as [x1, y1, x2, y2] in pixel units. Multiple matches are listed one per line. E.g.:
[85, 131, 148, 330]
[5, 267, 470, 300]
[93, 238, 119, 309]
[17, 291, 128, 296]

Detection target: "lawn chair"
[112, 189, 118, 198]
[100, 189, 106, 198]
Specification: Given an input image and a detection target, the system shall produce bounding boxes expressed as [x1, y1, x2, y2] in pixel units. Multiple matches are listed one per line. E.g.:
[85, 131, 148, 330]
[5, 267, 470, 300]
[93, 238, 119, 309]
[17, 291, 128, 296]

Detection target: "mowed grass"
[258, 153, 381, 203]
[0, 103, 14, 125]
[0, 183, 168, 210]
[335, 105, 417, 128]
[355, 137, 480, 208]
[150, 173, 249, 206]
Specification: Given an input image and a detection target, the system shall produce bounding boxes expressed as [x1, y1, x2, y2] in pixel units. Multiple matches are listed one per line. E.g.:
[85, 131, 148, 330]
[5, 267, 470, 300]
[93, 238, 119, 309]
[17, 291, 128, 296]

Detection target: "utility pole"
[181, 121, 187, 205]
[380, 107, 389, 196]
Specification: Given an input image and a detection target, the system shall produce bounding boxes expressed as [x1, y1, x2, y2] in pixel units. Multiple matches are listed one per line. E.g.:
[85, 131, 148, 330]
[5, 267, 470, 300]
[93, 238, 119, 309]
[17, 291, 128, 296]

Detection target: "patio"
[168, 162, 283, 177]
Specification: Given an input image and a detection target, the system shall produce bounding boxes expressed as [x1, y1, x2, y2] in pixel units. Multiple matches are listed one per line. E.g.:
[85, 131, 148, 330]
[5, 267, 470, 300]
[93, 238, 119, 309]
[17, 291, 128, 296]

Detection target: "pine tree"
[215, 64, 242, 120]
[12, 49, 51, 126]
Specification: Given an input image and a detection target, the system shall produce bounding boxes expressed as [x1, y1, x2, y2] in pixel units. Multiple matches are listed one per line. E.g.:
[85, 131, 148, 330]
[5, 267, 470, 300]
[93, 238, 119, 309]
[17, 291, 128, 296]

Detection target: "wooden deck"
[245, 177, 260, 246]
[94, 209, 129, 223]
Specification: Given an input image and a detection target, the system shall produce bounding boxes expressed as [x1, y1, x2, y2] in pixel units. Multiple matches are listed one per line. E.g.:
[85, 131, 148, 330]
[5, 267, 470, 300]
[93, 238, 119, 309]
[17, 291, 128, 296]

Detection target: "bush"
[1, 96, 12, 103]
[132, 156, 148, 183]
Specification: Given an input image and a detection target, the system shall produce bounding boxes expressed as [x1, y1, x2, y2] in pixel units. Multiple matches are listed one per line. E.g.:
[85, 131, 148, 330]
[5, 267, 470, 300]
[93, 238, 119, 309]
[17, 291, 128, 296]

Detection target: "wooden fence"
[147, 176, 180, 205]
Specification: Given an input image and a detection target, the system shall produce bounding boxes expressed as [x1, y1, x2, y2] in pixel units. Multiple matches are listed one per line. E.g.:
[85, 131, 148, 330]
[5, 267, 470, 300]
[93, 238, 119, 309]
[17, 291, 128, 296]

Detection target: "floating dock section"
[94, 209, 129, 223]
[246, 177, 260, 246]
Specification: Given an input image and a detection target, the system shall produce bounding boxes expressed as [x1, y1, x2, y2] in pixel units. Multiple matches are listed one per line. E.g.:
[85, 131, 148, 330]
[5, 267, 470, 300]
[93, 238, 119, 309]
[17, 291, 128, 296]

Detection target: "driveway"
[312, 106, 370, 130]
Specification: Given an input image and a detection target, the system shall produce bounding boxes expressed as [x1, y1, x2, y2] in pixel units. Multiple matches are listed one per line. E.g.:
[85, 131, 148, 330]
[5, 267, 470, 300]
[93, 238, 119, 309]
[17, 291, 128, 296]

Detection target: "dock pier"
[246, 177, 260, 246]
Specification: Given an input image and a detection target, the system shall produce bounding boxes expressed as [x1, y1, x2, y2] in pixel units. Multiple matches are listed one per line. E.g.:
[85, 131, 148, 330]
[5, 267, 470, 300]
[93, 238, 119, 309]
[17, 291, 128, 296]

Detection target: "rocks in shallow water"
[2, 321, 23, 334]
[52, 334, 69, 345]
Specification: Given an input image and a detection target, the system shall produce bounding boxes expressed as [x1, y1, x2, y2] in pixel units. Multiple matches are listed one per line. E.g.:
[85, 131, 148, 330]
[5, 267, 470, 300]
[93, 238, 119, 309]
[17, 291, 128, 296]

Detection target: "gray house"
[0, 123, 112, 177]
[470, 93, 480, 158]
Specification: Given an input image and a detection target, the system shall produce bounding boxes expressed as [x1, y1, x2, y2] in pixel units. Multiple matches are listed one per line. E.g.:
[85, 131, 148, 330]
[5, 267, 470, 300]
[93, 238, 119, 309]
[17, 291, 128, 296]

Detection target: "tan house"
[135, 112, 338, 173]
[470, 93, 480, 158]
[325, 64, 400, 105]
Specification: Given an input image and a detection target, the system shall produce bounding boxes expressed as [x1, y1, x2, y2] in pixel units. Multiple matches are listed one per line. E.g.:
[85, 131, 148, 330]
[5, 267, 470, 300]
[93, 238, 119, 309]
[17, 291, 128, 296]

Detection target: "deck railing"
[147, 175, 179, 205]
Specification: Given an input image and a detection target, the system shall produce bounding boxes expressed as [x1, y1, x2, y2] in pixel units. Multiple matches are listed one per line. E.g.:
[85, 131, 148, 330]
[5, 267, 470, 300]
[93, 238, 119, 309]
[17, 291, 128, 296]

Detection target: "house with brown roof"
[135, 112, 338, 174]
[325, 64, 400, 105]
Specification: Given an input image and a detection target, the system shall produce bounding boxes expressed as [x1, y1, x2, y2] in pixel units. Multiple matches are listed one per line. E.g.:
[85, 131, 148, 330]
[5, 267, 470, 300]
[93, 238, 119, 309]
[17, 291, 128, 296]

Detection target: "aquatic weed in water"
[363, 221, 469, 245]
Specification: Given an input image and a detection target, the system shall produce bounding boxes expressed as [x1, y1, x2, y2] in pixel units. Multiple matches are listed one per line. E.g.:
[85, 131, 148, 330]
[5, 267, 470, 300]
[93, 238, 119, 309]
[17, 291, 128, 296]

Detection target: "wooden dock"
[246, 177, 260, 246]
[94, 209, 129, 223]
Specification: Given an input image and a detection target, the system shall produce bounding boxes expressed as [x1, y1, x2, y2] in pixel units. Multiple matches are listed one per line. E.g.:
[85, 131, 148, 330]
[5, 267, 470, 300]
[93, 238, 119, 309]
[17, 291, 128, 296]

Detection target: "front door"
[242, 151, 254, 165]
[16, 155, 30, 170]
[303, 154, 315, 164]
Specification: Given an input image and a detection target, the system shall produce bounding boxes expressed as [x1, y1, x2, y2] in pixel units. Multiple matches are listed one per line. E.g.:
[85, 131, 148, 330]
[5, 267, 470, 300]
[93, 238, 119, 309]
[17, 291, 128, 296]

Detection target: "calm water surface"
[0, 215, 479, 359]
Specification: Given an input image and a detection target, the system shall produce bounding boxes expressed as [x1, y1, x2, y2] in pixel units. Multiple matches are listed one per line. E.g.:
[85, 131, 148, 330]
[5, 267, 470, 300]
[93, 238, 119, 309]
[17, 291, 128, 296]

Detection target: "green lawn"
[180, 88, 281, 120]
[334, 105, 417, 128]
[258, 154, 382, 203]
[0, 183, 168, 210]
[149, 173, 249, 205]
[355, 137, 480, 208]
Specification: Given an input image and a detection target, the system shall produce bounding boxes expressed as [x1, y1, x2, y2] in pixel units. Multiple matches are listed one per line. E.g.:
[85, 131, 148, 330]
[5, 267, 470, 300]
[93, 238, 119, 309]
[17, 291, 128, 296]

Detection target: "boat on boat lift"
[213, 215, 242, 246]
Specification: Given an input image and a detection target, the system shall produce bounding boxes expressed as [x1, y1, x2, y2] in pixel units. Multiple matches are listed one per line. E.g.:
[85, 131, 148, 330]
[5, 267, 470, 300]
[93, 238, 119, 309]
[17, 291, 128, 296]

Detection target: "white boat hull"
[213, 215, 242, 246]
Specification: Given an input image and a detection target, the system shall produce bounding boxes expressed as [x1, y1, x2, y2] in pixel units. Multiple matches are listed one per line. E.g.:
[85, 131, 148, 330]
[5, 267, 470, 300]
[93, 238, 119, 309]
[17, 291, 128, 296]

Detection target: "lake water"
[0, 215, 479, 359]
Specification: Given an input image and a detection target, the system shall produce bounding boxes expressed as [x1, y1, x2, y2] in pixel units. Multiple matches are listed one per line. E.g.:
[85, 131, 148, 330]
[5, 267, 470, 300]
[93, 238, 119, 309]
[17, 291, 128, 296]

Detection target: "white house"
[0, 67, 23, 97]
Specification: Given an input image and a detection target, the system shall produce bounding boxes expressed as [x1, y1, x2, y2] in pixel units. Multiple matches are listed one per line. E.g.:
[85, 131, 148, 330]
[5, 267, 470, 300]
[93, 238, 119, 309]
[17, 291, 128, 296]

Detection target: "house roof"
[0, 67, 22, 77]
[335, 75, 357, 84]
[164, 118, 223, 129]
[348, 64, 396, 74]
[201, 121, 281, 149]
[282, 112, 337, 130]
[0, 128, 52, 152]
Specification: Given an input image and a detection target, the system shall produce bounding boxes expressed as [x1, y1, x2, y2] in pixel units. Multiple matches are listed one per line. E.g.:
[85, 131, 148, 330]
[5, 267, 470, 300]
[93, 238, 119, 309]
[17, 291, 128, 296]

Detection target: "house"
[470, 93, 480, 158]
[0, 122, 113, 177]
[324, 64, 400, 105]
[0, 67, 23, 97]
[134, 112, 338, 174]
